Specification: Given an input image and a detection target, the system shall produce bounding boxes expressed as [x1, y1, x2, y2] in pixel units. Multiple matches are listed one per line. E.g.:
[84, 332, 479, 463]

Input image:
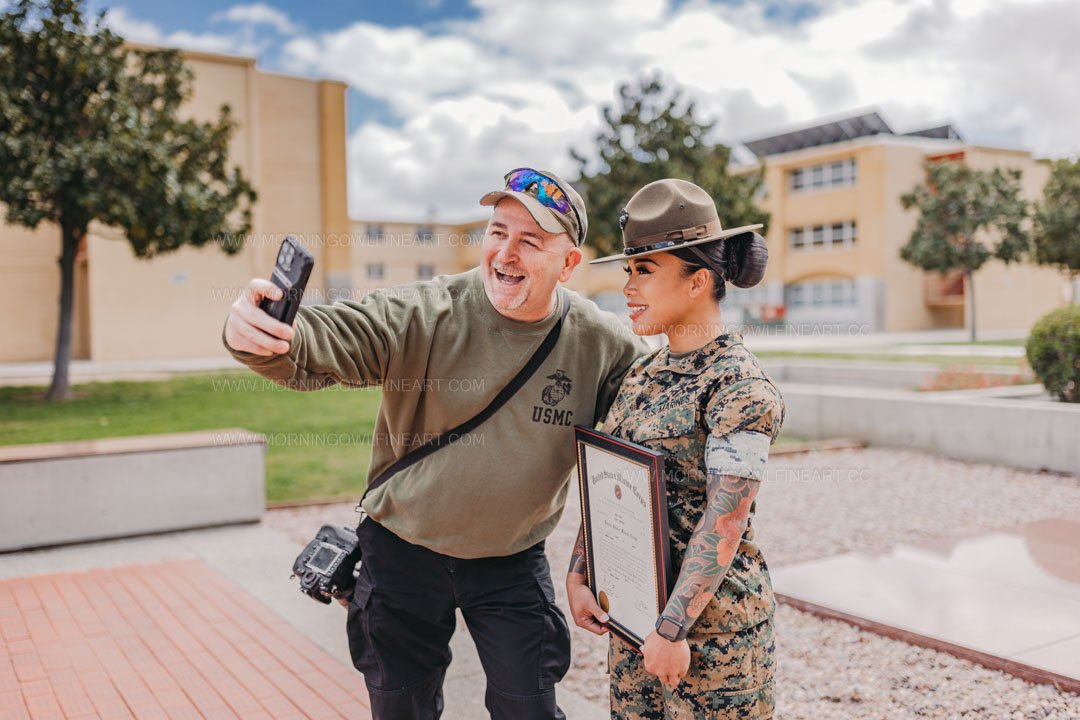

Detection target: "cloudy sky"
[90, 0, 1080, 223]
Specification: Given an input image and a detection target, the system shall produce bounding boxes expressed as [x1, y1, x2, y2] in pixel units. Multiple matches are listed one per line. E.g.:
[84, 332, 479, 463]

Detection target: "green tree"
[900, 161, 1030, 342]
[571, 75, 768, 258]
[0, 0, 256, 400]
[1032, 158, 1080, 290]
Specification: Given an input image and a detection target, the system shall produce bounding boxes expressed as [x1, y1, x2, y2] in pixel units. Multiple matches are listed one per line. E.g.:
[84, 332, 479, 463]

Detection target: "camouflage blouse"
[601, 330, 785, 633]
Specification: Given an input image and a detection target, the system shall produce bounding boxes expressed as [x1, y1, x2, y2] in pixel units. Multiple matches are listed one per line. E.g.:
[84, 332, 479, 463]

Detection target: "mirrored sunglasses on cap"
[503, 167, 583, 245]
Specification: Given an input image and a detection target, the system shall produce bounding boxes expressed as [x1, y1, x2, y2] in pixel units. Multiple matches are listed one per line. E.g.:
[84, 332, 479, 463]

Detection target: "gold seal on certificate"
[574, 426, 672, 649]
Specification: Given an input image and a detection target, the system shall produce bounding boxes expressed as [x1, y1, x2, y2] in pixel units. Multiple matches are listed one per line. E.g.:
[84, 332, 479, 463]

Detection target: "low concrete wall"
[781, 384, 1080, 476]
[0, 429, 265, 551]
[762, 359, 1030, 391]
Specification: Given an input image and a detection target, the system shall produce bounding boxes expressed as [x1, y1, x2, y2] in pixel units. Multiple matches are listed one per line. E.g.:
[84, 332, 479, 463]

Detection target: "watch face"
[657, 617, 681, 640]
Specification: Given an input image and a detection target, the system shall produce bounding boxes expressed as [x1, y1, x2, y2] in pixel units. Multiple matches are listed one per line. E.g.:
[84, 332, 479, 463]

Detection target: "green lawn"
[1, 372, 817, 503]
[772, 433, 808, 449]
[0, 372, 381, 503]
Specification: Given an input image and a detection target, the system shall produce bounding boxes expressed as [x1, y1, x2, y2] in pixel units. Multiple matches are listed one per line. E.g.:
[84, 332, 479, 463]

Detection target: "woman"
[566, 178, 784, 719]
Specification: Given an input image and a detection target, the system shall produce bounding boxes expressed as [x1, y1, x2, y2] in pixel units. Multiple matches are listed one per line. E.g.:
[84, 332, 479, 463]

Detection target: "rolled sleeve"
[705, 431, 771, 482]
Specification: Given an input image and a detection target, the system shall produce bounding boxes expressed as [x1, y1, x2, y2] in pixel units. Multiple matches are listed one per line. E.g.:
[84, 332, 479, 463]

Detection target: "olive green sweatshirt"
[223, 268, 647, 558]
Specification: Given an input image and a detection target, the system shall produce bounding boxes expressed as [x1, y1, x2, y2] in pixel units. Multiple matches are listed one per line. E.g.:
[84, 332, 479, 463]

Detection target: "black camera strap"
[359, 288, 571, 506]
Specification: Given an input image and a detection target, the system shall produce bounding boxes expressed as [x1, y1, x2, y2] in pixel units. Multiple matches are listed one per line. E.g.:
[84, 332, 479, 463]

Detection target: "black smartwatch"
[655, 615, 687, 642]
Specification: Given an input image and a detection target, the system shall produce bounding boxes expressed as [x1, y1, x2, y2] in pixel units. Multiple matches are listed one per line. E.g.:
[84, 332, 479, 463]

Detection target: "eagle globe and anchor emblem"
[541, 370, 573, 406]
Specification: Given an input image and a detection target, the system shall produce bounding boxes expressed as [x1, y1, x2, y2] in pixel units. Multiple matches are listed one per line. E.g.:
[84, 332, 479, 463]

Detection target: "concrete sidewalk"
[0, 522, 608, 719]
[772, 512, 1080, 692]
[0, 357, 242, 388]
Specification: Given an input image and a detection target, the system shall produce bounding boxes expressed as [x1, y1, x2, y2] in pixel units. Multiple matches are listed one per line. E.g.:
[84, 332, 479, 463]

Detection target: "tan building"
[732, 111, 1072, 334]
[2, 46, 350, 363]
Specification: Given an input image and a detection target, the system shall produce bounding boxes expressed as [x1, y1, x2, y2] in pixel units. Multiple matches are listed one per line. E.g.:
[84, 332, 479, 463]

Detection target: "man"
[222, 168, 647, 720]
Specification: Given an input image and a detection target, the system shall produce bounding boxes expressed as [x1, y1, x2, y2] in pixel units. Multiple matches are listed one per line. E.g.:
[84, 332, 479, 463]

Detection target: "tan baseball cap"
[479, 168, 587, 246]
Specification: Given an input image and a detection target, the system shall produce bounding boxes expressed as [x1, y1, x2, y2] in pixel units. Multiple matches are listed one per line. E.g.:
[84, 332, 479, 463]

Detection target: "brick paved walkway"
[0, 559, 371, 719]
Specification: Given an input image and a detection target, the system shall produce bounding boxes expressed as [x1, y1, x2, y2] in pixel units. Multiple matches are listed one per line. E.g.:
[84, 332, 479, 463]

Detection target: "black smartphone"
[259, 235, 314, 325]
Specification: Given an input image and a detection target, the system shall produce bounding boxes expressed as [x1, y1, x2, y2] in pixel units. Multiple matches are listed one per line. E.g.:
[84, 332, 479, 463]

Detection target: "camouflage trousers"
[609, 619, 775, 719]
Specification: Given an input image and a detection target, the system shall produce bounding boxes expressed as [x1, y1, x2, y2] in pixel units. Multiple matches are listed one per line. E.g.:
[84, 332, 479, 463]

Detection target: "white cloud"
[104, 7, 265, 56]
[104, 0, 1080, 223]
[212, 3, 298, 35]
[103, 7, 165, 43]
[283, 23, 492, 116]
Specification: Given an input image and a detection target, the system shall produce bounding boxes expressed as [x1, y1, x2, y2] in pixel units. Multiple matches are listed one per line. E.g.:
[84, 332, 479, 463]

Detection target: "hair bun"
[724, 232, 768, 288]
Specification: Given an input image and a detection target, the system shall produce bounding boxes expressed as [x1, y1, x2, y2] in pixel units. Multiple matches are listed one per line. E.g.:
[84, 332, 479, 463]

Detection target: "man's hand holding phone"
[224, 279, 296, 356]
[225, 236, 313, 356]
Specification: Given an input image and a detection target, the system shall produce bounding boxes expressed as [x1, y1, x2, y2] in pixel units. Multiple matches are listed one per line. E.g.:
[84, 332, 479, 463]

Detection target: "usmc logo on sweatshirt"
[533, 370, 574, 426]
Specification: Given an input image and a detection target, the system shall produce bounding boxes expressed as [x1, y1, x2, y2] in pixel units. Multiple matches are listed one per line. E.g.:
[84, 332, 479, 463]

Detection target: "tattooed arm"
[660, 471, 760, 634]
[661, 427, 771, 634]
[642, 468, 759, 687]
[566, 524, 609, 635]
[568, 524, 587, 576]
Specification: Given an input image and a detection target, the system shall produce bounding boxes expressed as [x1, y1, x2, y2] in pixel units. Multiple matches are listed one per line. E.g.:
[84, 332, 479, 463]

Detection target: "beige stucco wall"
[962, 148, 1066, 333]
[1, 47, 348, 363]
[349, 221, 467, 295]
[880, 142, 962, 332]
[756, 162, 786, 290]
[86, 227, 255, 361]
[318, 82, 351, 278]
[0, 221, 90, 361]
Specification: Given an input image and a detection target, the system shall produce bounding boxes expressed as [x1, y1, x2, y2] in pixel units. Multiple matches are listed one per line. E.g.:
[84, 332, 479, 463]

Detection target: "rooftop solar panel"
[743, 111, 895, 157]
[903, 124, 963, 141]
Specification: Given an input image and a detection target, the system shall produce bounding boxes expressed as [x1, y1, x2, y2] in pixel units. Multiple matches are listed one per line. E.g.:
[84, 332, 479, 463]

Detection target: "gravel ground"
[264, 447, 1080, 719]
[755, 447, 1080, 567]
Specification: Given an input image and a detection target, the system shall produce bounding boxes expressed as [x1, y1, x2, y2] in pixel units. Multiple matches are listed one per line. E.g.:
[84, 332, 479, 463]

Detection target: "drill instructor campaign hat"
[590, 178, 762, 263]
[479, 168, 587, 246]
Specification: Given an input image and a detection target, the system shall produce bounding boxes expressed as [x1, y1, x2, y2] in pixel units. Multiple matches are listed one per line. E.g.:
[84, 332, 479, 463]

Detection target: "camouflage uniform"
[601, 330, 784, 719]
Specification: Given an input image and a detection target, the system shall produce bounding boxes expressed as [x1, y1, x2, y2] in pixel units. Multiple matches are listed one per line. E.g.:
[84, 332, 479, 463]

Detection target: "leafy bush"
[1026, 305, 1080, 402]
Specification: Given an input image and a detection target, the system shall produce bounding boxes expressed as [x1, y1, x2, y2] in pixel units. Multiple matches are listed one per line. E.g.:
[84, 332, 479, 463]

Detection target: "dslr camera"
[292, 524, 362, 604]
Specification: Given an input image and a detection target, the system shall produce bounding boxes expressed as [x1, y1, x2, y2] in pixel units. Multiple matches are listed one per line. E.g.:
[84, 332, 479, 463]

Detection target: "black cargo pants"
[346, 518, 571, 720]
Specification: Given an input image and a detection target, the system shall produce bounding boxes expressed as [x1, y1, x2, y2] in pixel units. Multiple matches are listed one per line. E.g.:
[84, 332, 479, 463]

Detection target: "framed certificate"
[574, 426, 672, 649]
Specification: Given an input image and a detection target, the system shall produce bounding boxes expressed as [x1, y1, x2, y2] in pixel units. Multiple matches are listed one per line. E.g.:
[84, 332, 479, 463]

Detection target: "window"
[786, 279, 856, 308]
[789, 220, 857, 252]
[366, 224, 385, 242]
[417, 264, 435, 280]
[789, 227, 805, 250]
[787, 157, 857, 193]
[728, 283, 768, 306]
[416, 225, 435, 244]
[846, 221, 857, 245]
[366, 263, 384, 280]
[830, 281, 847, 306]
[790, 168, 805, 191]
